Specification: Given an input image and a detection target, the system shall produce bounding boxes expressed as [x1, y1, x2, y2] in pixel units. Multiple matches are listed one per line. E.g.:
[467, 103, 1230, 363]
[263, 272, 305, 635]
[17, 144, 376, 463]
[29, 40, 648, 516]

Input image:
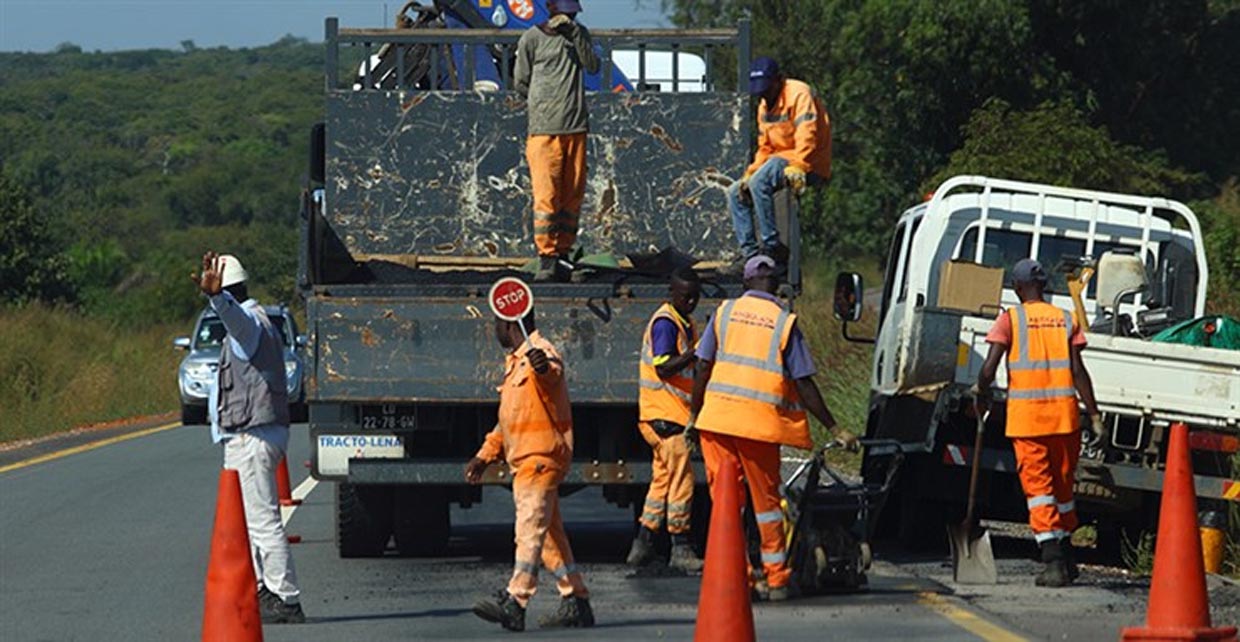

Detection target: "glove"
[783, 166, 807, 194]
[1086, 414, 1108, 448]
[547, 14, 573, 32]
[683, 415, 700, 455]
[835, 431, 860, 452]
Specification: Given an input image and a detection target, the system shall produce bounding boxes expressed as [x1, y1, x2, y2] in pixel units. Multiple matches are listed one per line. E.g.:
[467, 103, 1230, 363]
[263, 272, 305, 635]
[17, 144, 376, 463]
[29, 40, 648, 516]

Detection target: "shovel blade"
[947, 523, 998, 584]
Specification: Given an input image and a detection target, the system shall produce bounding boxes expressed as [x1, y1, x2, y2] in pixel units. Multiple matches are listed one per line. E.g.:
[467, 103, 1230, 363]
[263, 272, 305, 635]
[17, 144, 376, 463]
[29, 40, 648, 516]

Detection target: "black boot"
[534, 255, 557, 282]
[1061, 536, 1080, 581]
[1035, 539, 1072, 587]
[668, 533, 703, 572]
[538, 595, 595, 628]
[473, 589, 526, 631]
[625, 526, 657, 566]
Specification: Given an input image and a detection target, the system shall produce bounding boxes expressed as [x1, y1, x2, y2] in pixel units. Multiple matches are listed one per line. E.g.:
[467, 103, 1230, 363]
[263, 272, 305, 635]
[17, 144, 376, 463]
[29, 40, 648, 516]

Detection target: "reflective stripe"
[755, 509, 783, 524]
[533, 222, 579, 235]
[668, 502, 691, 514]
[645, 499, 667, 509]
[1008, 387, 1077, 400]
[705, 381, 803, 411]
[762, 113, 789, 123]
[639, 379, 692, 401]
[1014, 306, 1030, 366]
[1027, 495, 1057, 509]
[760, 550, 787, 564]
[1008, 359, 1072, 371]
[794, 112, 814, 125]
[514, 560, 539, 576]
[1034, 530, 1071, 543]
[715, 352, 783, 374]
[1058, 501, 1076, 514]
[641, 512, 665, 525]
[715, 300, 737, 349]
[1011, 305, 1074, 370]
[550, 563, 579, 579]
[767, 310, 791, 367]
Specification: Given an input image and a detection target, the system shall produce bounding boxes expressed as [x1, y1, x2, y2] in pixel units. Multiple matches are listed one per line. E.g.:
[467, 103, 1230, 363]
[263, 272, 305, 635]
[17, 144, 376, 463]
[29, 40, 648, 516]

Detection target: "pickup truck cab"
[837, 176, 1238, 550]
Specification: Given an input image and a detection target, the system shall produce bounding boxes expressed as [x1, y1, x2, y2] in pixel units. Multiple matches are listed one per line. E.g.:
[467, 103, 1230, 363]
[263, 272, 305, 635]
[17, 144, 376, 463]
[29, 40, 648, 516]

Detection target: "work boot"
[766, 583, 799, 602]
[258, 589, 306, 624]
[534, 255, 558, 283]
[626, 526, 657, 566]
[1061, 536, 1080, 581]
[668, 534, 703, 573]
[473, 589, 526, 632]
[762, 241, 790, 266]
[557, 253, 578, 283]
[538, 595, 595, 629]
[1035, 539, 1072, 587]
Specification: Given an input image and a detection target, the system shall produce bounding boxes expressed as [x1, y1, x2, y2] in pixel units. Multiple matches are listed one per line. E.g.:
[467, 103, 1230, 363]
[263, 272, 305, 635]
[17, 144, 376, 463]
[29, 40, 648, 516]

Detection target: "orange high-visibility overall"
[636, 303, 696, 534]
[527, 133, 586, 257]
[746, 79, 831, 180]
[697, 295, 811, 588]
[474, 330, 588, 607]
[1003, 301, 1082, 543]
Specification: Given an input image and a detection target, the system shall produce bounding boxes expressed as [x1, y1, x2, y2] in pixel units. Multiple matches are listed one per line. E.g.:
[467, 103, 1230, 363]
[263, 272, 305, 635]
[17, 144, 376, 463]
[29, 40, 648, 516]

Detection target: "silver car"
[174, 305, 307, 425]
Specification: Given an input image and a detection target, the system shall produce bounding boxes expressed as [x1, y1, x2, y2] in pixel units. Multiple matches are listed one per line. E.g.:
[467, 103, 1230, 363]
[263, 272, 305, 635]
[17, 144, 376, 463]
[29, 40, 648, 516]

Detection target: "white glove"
[783, 166, 807, 194]
[547, 14, 572, 31]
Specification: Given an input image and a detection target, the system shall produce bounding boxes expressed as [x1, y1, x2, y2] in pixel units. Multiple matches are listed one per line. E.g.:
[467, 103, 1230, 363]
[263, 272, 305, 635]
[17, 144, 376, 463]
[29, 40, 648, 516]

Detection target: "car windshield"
[195, 315, 289, 349]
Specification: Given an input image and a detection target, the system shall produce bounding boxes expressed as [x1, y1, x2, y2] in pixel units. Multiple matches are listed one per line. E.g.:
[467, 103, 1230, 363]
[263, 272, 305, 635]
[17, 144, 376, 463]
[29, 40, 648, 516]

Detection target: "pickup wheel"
[336, 483, 394, 558]
[393, 486, 450, 557]
[180, 404, 207, 426]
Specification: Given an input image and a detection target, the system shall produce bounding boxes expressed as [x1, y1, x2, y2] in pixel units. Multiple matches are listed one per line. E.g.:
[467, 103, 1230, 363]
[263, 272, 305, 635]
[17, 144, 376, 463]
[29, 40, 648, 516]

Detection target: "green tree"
[0, 173, 72, 304]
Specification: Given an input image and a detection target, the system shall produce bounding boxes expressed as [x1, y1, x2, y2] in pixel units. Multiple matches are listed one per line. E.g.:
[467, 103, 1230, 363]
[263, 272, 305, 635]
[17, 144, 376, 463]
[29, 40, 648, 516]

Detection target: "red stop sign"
[488, 277, 534, 321]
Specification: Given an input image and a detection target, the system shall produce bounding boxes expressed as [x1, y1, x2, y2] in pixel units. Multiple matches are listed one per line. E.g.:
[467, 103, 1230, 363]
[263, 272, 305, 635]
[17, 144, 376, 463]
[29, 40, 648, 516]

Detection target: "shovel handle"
[964, 404, 988, 525]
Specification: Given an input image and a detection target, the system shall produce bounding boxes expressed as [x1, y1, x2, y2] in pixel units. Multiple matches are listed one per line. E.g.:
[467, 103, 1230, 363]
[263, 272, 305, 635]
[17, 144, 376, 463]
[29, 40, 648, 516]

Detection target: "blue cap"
[551, 0, 582, 13]
[743, 254, 776, 279]
[1011, 258, 1048, 284]
[748, 57, 780, 95]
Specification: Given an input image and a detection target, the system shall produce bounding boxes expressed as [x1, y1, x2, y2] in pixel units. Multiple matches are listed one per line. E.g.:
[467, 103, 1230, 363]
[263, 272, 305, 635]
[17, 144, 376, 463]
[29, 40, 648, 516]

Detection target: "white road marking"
[281, 475, 319, 526]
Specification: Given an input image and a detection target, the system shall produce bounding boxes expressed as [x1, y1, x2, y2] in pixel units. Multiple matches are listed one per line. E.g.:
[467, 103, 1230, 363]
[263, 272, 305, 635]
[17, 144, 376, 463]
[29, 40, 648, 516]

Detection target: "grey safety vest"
[217, 304, 289, 431]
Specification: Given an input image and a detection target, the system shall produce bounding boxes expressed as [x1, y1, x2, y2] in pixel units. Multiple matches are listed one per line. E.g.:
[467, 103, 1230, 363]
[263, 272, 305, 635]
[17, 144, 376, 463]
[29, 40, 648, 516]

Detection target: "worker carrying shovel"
[466, 293, 594, 631]
[514, 0, 600, 282]
[975, 258, 1104, 587]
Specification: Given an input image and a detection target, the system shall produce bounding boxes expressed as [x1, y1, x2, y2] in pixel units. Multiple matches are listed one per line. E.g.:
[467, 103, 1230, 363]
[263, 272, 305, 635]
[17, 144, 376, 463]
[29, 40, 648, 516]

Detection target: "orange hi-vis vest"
[1005, 301, 1080, 438]
[696, 295, 812, 449]
[747, 78, 832, 179]
[638, 303, 696, 425]
[477, 330, 574, 469]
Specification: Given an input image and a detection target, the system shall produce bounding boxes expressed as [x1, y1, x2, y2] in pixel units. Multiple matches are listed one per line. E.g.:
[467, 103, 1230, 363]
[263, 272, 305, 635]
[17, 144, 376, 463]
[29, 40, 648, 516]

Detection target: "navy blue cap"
[748, 57, 780, 95]
[1011, 258, 1048, 284]
[551, 0, 582, 13]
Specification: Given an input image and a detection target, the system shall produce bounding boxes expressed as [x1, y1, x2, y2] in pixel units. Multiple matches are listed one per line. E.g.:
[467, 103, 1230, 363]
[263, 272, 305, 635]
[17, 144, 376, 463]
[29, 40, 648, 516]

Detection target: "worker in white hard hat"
[190, 251, 305, 624]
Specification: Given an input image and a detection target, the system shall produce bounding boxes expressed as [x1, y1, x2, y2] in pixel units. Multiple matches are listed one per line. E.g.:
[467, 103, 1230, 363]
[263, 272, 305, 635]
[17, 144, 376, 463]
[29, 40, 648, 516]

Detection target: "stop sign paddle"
[488, 277, 535, 342]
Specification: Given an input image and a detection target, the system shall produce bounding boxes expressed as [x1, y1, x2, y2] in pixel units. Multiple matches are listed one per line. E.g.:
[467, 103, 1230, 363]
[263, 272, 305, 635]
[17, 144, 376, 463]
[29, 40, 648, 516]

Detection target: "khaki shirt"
[514, 23, 600, 136]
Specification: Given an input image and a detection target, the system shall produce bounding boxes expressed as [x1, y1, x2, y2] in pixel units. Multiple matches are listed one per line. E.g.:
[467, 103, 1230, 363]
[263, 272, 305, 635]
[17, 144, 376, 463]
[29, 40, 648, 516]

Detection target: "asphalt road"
[5, 423, 1229, 641]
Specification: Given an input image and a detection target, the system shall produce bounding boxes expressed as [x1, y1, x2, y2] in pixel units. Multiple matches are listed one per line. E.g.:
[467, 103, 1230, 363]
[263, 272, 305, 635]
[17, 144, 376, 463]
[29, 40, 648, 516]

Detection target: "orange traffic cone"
[695, 454, 755, 642]
[1121, 423, 1237, 642]
[276, 457, 301, 507]
[202, 469, 263, 642]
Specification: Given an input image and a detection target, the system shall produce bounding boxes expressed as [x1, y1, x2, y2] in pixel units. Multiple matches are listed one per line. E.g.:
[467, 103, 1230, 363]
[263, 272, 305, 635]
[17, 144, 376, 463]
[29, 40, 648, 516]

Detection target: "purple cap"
[1011, 258, 1048, 284]
[743, 255, 776, 279]
[748, 57, 780, 95]
[550, 0, 583, 13]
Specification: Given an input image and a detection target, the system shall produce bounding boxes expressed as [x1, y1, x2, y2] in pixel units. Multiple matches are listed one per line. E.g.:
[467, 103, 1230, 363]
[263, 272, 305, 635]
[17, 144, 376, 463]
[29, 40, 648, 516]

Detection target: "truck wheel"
[181, 404, 206, 426]
[393, 486, 450, 557]
[336, 483, 393, 558]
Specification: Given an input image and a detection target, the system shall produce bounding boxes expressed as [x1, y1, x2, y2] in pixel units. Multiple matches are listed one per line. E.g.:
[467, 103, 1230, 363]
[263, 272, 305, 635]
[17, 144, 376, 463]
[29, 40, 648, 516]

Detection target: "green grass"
[0, 304, 184, 443]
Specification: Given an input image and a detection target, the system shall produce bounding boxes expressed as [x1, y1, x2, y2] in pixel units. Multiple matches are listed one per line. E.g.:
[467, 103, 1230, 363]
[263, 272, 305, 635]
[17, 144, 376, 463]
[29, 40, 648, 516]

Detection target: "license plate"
[358, 404, 417, 431]
[317, 433, 404, 476]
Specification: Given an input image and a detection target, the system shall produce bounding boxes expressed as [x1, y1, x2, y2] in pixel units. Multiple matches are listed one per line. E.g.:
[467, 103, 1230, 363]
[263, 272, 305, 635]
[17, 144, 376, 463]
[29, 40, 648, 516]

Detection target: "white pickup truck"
[835, 176, 1239, 551]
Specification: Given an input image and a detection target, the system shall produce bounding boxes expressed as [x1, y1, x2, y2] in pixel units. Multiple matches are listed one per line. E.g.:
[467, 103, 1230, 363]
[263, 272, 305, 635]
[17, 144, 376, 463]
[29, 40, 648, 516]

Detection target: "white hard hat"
[219, 254, 248, 287]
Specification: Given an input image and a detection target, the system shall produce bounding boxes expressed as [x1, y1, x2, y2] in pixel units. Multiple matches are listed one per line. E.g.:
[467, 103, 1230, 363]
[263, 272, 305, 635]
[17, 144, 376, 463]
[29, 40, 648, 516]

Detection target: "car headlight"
[285, 361, 298, 380]
[184, 363, 215, 380]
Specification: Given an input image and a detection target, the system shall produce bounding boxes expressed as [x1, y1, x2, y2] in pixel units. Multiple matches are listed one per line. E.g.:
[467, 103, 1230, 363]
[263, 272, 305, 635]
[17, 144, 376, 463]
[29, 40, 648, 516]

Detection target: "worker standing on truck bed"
[975, 258, 1105, 587]
[688, 255, 857, 601]
[466, 308, 594, 631]
[724, 57, 831, 275]
[190, 252, 305, 624]
[627, 267, 706, 572]
[513, 0, 600, 282]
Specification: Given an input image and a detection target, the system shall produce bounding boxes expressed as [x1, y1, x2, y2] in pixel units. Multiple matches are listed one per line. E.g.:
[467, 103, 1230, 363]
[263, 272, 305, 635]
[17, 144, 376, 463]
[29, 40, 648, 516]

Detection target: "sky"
[0, 0, 670, 53]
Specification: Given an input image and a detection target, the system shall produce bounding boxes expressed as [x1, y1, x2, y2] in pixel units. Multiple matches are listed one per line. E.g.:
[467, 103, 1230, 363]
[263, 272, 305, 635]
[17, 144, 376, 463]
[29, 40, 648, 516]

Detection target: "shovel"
[947, 405, 998, 584]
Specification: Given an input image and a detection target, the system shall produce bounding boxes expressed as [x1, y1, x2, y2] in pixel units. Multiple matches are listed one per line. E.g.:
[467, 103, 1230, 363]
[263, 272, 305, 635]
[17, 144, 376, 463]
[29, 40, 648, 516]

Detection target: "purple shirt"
[695, 290, 817, 379]
[650, 318, 683, 358]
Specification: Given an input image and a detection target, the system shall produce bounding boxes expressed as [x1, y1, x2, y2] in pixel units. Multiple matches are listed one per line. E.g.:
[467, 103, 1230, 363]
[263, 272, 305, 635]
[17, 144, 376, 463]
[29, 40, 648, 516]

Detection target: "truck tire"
[336, 483, 394, 558]
[392, 486, 450, 557]
[181, 404, 207, 426]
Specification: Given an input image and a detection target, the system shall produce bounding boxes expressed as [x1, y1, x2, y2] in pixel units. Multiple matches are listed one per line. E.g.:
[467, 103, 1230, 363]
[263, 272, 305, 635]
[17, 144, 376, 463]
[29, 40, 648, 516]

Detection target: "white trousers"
[222, 427, 300, 604]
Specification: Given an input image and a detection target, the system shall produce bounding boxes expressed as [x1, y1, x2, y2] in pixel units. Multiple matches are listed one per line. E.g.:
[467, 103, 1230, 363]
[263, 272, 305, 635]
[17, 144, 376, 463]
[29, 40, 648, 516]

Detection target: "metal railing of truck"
[324, 17, 751, 94]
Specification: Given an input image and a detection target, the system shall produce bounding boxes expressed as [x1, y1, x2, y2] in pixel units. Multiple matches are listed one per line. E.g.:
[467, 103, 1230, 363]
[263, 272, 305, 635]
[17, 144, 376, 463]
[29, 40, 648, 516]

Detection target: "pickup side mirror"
[833, 272, 864, 322]
[296, 334, 308, 348]
[173, 336, 191, 350]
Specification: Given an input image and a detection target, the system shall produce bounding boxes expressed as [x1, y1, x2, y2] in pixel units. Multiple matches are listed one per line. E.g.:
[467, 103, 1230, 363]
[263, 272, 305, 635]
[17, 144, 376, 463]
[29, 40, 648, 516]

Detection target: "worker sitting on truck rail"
[975, 258, 1105, 588]
[723, 57, 831, 276]
[466, 308, 594, 631]
[513, 0, 600, 282]
[190, 252, 305, 625]
[688, 255, 857, 601]
[627, 267, 706, 572]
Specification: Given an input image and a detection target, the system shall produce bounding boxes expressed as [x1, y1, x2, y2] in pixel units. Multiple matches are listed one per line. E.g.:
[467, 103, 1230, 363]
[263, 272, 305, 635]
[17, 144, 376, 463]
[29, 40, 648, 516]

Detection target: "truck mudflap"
[345, 458, 708, 485]
[939, 443, 1240, 502]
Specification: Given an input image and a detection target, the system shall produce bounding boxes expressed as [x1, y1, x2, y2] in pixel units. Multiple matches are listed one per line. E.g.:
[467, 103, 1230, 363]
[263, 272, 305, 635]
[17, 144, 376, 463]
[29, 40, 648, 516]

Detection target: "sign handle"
[517, 314, 531, 345]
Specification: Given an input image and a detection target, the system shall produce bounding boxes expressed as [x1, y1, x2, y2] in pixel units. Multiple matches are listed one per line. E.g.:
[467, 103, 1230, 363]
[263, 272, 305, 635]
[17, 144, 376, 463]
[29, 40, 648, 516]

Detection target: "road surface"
[2, 423, 1234, 641]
